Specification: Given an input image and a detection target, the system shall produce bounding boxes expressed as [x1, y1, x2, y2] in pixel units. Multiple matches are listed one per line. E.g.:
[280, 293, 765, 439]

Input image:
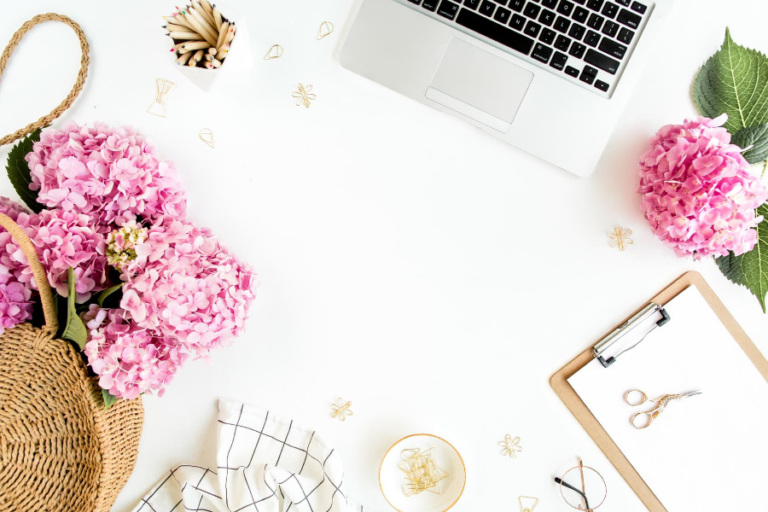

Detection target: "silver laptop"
[340, 0, 674, 177]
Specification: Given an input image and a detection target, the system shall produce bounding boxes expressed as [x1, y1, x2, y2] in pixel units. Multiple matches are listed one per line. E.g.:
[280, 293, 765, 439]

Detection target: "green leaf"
[102, 389, 118, 411]
[693, 28, 768, 134]
[716, 204, 768, 313]
[732, 122, 768, 165]
[5, 128, 43, 213]
[61, 268, 88, 349]
[96, 283, 123, 307]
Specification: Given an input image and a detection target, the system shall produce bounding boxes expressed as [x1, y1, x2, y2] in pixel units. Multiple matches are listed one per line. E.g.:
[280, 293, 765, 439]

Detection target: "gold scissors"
[624, 389, 702, 429]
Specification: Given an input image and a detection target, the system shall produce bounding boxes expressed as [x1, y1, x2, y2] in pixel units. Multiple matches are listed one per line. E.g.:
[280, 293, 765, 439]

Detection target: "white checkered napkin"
[134, 400, 375, 512]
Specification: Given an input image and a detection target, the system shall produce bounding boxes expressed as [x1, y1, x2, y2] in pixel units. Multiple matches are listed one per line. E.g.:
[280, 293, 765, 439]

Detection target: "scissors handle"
[624, 389, 648, 407]
[631, 408, 660, 429]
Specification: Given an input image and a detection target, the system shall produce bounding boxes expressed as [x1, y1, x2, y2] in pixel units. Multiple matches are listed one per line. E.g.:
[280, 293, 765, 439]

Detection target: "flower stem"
[762, 159, 767, 178]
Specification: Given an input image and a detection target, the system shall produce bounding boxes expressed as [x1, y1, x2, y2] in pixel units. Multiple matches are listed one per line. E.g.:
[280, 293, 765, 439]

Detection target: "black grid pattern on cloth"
[133, 403, 357, 512]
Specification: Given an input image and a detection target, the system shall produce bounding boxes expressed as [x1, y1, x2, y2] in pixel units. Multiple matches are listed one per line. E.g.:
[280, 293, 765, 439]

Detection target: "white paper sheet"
[569, 286, 768, 511]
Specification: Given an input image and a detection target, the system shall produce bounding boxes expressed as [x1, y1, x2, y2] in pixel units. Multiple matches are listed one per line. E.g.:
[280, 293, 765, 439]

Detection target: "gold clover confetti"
[608, 226, 633, 251]
[330, 398, 353, 421]
[499, 434, 522, 458]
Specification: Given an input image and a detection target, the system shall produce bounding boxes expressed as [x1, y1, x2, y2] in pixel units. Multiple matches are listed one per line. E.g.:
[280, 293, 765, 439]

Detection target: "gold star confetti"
[330, 398, 353, 421]
[499, 434, 522, 458]
[608, 226, 633, 251]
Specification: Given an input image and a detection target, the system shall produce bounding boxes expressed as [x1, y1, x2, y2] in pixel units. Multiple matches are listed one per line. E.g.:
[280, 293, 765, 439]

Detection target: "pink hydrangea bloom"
[638, 115, 768, 259]
[26, 122, 187, 233]
[0, 197, 35, 285]
[0, 281, 34, 335]
[82, 306, 187, 399]
[120, 218, 257, 358]
[22, 209, 109, 301]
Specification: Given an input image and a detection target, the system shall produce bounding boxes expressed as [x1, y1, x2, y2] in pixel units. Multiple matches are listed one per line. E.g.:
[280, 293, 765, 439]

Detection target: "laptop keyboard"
[407, 0, 651, 97]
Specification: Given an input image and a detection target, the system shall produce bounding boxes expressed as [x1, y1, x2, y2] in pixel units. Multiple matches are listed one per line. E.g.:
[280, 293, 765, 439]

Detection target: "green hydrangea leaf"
[96, 283, 123, 307]
[61, 268, 88, 349]
[732, 122, 768, 165]
[716, 204, 768, 313]
[693, 28, 768, 134]
[102, 389, 118, 411]
[5, 129, 44, 213]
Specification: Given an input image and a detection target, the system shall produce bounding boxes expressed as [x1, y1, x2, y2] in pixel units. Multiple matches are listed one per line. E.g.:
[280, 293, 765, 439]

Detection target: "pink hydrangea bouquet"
[639, 29, 768, 312]
[2, 122, 257, 405]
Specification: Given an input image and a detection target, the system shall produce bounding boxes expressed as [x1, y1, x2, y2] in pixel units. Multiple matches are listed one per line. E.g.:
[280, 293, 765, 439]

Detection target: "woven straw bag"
[0, 14, 144, 512]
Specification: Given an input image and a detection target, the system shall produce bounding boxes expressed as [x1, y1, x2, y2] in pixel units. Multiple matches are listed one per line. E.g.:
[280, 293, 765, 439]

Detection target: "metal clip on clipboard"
[593, 303, 671, 368]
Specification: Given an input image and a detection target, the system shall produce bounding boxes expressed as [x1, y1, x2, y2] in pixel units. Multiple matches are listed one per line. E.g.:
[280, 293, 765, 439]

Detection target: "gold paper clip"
[330, 398, 353, 421]
[292, 83, 316, 108]
[317, 21, 334, 40]
[608, 226, 633, 251]
[499, 434, 522, 458]
[147, 79, 175, 118]
[264, 44, 284, 61]
[519, 496, 539, 512]
[199, 128, 214, 148]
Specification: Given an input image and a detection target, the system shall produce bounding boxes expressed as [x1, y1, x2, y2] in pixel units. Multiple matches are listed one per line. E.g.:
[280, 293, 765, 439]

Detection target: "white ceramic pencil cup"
[169, 3, 252, 92]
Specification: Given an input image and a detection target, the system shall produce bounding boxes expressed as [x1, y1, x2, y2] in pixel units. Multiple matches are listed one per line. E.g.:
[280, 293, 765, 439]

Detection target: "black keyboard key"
[555, 34, 571, 51]
[573, 6, 589, 23]
[557, 0, 575, 15]
[509, 0, 525, 11]
[602, 2, 619, 18]
[602, 20, 619, 36]
[631, 1, 646, 13]
[615, 0, 629, 5]
[540, 28, 557, 44]
[494, 6, 512, 22]
[494, 0, 508, 5]
[550, 51, 568, 70]
[580, 69, 595, 84]
[617, 27, 634, 44]
[568, 23, 585, 40]
[464, 0, 481, 8]
[599, 37, 626, 58]
[539, 9, 556, 26]
[524, 20, 542, 37]
[480, 0, 496, 16]
[542, 0, 558, 7]
[510, 13, 526, 29]
[586, 0, 604, 10]
[422, 0, 439, 11]
[554, 16, 571, 32]
[584, 30, 600, 46]
[594, 79, 610, 91]
[587, 13, 604, 30]
[437, 0, 461, 19]
[408, 0, 422, 4]
[524, 2, 541, 17]
[532, 43, 554, 63]
[565, 65, 580, 77]
[572, 0, 586, 3]
[569, 41, 586, 58]
[585, 48, 619, 73]
[617, 8, 641, 28]
[456, 9, 535, 54]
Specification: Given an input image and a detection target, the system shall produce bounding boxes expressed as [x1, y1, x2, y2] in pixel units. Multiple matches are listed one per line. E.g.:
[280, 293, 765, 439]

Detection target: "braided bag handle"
[0, 213, 58, 334]
[0, 13, 89, 146]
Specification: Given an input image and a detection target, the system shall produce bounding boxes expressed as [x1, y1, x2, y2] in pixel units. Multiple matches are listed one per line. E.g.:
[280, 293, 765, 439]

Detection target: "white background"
[0, 0, 766, 510]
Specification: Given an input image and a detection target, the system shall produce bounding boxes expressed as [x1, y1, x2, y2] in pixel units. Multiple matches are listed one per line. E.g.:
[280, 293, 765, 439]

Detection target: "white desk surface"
[1, 1, 766, 510]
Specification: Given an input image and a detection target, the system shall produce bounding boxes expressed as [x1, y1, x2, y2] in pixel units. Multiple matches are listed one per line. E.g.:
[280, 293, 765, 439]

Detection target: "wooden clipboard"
[550, 271, 768, 511]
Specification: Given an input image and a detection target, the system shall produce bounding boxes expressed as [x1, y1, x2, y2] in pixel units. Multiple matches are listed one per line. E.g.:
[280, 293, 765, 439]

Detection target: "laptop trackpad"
[426, 38, 533, 133]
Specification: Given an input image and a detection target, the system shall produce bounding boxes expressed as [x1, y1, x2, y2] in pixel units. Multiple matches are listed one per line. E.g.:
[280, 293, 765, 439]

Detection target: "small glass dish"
[379, 433, 466, 512]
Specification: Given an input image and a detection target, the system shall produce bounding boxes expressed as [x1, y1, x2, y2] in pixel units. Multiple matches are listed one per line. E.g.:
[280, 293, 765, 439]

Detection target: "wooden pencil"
[176, 52, 192, 65]
[215, 21, 229, 51]
[169, 31, 203, 40]
[193, 1, 217, 28]
[187, 7, 219, 42]
[191, 49, 204, 66]
[211, 4, 223, 30]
